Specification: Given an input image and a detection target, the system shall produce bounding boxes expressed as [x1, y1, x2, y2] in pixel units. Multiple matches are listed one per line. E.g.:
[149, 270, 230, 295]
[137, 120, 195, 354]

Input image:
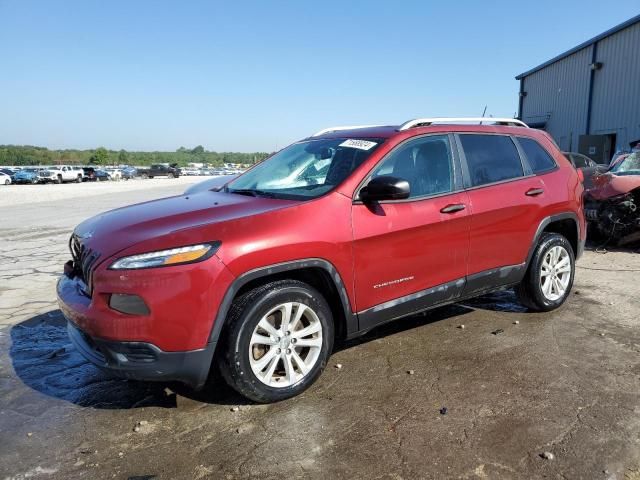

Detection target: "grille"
[69, 234, 101, 296]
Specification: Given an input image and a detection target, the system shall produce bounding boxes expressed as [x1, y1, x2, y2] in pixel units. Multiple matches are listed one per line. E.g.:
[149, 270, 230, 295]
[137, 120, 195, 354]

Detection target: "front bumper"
[66, 320, 214, 388]
[56, 253, 235, 387]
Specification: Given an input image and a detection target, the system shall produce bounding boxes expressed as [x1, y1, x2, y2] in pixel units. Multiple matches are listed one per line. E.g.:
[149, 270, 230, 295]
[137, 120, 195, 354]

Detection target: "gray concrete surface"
[1, 181, 639, 480]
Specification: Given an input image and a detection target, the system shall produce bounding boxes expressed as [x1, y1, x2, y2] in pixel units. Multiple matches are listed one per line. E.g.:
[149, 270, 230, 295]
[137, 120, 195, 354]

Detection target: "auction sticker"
[339, 139, 377, 151]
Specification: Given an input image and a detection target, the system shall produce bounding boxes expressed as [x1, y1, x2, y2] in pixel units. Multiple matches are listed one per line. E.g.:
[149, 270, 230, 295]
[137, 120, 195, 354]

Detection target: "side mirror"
[360, 175, 410, 202]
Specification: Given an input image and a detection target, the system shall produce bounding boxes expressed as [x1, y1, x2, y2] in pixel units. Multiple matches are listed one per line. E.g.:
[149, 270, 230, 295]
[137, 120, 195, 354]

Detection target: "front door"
[351, 134, 470, 329]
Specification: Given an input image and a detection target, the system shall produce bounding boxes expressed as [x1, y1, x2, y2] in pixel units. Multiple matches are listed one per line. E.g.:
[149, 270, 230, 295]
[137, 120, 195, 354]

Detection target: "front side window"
[369, 135, 453, 198]
[518, 137, 556, 174]
[227, 138, 383, 200]
[460, 134, 523, 187]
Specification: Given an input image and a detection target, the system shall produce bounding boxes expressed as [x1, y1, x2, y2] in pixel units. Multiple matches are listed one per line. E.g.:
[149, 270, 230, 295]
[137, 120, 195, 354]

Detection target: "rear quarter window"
[459, 134, 524, 187]
[518, 137, 557, 174]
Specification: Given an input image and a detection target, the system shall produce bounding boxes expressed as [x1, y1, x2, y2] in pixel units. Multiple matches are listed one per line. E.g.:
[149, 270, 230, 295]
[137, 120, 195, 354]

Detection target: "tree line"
[0, 145, 271, 167]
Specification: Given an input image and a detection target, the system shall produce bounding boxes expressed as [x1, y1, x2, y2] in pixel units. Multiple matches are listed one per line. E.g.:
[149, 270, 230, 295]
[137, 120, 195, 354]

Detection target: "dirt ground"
[1, 180, 639, 480]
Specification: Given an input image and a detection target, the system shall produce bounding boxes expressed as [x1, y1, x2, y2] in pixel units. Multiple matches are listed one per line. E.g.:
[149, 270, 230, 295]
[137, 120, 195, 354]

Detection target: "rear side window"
[518, 137, 556, 173]
[459, 134, 523, 187]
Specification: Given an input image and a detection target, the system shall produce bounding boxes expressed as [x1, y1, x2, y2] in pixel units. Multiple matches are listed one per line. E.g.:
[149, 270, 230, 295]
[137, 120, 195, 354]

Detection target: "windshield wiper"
[228, 188, 258, 197]
[228, 188, 277, 198]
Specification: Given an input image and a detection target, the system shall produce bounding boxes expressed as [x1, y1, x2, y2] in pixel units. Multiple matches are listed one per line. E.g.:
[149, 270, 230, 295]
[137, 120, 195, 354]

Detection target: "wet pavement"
[2, 183, 640, 479]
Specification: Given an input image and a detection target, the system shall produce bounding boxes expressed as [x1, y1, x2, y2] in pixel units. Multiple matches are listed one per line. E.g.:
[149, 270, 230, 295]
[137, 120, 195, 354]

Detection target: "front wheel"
[515, 233, 575, 312]
[219, 280, 334, 403]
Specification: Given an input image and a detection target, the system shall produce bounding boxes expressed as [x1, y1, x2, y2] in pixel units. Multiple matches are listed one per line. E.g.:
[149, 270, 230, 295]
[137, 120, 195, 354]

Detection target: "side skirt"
[353, 263, 526, 337]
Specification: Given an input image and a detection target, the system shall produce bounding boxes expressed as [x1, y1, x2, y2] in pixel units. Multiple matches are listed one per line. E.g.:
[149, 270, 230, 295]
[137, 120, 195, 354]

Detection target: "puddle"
[461, 289, 528, 313]
[8, 312, 176, 409]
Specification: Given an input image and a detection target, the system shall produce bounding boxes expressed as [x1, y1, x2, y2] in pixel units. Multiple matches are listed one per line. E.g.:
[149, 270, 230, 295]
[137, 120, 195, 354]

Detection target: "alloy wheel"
[248, 302, 323, 388]
[540, 245, 571, 301]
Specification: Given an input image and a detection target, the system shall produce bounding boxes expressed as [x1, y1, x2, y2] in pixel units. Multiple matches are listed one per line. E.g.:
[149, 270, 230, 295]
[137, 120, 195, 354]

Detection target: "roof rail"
[311, 125, 383, 137]
[398, 117, 529, 130]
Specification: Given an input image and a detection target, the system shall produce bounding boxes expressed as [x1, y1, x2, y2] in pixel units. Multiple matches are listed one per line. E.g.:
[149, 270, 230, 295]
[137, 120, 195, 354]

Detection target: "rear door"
[456, 133, 547, 294]
[352, 134, 470, 328]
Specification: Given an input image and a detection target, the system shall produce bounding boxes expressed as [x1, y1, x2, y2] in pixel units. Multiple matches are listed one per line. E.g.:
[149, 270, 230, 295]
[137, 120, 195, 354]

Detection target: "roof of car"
[309, 124, 538, 141]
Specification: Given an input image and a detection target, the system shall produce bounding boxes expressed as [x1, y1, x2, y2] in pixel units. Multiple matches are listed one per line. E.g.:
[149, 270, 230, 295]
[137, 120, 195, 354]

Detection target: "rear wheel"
[56, 175, 62, 184]
[219, 280, 334, 403]
[76, 175, 82, 183]
[4, 179, 9, 185]
[515, 233, 575, 311]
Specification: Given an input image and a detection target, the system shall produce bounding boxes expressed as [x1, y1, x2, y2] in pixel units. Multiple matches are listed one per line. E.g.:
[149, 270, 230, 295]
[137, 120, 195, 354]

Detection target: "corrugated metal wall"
[590, 20, 640, 148]
[520, 19, 640, 152]
[521, 47, 592, 151]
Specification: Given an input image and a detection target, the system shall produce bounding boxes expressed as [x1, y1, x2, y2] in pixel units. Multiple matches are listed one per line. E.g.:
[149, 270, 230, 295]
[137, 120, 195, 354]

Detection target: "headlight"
[109, 242, 220, 270]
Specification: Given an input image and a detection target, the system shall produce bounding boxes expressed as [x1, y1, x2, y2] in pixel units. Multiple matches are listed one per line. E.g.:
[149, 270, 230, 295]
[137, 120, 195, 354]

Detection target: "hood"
[74, 191, 300, 259]
[587, 172, 640, 200]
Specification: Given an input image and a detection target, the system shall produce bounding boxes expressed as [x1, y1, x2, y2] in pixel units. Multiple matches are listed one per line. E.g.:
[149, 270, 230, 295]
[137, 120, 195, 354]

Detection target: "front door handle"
[525, 188, 544, 196]
[440, 203, 466, 214]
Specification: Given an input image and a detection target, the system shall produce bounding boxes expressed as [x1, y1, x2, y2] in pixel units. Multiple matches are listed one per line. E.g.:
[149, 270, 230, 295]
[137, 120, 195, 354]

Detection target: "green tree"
[191, 145, 205, 154]
[118, 149, 128, 165]
[89, 147, 109, 165]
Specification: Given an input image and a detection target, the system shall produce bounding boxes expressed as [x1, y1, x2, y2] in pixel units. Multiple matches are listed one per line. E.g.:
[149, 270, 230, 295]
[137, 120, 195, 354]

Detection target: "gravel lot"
[0, 176, 202, 208]
[1, 180, 639, 479]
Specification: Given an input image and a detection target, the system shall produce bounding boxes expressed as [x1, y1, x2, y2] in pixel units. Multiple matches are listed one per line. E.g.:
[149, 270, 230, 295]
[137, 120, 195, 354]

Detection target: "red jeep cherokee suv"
[57, 117, 585, 403]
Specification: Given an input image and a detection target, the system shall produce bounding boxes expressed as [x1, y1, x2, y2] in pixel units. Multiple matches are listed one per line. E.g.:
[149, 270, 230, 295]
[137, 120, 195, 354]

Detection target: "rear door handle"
[440, 203, 466, 213]
[525, 188, 544, 196]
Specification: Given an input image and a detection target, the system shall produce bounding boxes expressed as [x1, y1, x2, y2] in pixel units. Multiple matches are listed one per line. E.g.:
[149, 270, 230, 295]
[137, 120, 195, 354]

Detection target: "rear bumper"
[66, 320, 215, 389]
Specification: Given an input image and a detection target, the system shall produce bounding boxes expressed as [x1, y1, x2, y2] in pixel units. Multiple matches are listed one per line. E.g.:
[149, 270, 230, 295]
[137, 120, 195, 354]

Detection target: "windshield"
[611, 152, 640, 176]
[226, 138, 384, 200]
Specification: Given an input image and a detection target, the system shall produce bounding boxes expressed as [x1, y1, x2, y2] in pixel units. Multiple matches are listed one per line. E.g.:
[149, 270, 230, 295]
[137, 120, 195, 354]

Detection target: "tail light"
[576, 169, 585, 183]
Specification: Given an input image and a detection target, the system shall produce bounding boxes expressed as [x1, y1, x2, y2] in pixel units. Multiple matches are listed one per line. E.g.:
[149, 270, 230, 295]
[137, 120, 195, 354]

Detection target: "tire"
[219, 280, 334, 403]
[168, 172, 175, 178]
[141, 173, 149, 179]
[31, 178, 37, 184]
[4, 180, 9, 185]
[515, 233, 575, 312]
[76, 175, 82, 183]
[56, 175, 62, 184]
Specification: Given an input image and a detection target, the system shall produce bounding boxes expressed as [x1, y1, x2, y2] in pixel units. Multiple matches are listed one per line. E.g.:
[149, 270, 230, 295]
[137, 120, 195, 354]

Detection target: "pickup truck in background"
[137, 163, 180, 179]
[46, 165, 84, 183]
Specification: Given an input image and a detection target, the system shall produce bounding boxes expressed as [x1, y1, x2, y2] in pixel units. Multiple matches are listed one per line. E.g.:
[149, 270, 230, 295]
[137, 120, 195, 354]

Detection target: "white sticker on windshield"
[339, 139, 377, 151]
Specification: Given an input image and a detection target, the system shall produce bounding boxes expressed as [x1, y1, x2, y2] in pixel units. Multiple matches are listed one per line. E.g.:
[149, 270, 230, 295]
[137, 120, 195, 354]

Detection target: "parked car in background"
[0, 172, 11, 185]
[181, 167, 200, 176]
[0, 168, 16, 181]
[46, 165, 84, 183]
[58, 117, 585, 403]
[12, 168, 41, 184]
[584, 151, 640, 245]
[563, 152, 608, 189]
[121, 166, 138, 180]
[104, 168, 122, 181]
[94, 169, 111, 181]
[82, 167, 96, 181]
[137, 163, 180, 179]
[37, 169, 57, 183]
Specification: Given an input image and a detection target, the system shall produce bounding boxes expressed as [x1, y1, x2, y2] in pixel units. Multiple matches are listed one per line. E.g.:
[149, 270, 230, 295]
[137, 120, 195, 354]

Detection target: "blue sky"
[1, 1, 638, 152]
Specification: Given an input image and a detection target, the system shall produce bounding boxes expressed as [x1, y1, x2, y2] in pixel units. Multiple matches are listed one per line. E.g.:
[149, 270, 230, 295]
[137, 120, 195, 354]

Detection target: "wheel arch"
[526, 213, 581, 268]
[209, 258, 357, 349]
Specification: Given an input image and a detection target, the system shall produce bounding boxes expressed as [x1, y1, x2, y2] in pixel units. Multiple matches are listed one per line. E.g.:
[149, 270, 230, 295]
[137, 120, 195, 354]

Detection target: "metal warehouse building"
[516, 14, 640, 164]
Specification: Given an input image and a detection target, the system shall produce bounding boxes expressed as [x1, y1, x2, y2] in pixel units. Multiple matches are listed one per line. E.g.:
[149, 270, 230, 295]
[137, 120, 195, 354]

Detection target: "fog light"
[109, 294, 150, 315]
